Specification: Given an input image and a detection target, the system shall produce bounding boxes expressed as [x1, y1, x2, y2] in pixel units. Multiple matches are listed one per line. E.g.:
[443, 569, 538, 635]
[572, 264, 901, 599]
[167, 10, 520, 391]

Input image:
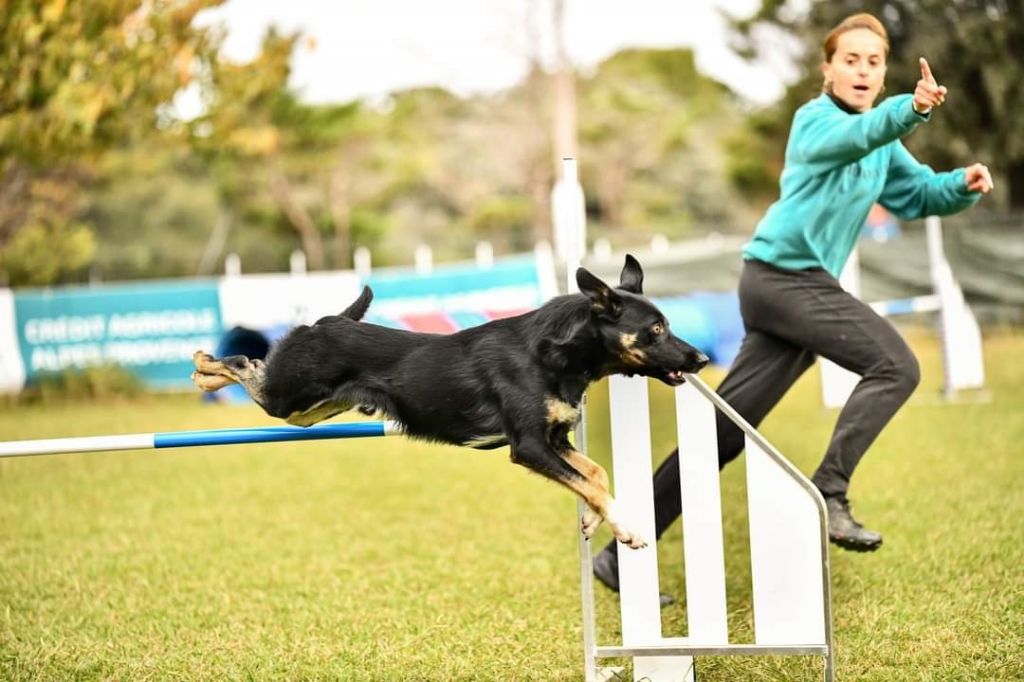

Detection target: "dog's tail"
[341, 286, 373, 321]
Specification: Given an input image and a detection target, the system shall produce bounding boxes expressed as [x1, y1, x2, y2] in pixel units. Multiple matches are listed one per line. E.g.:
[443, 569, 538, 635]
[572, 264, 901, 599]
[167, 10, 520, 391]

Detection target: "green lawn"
[1, 329, 1022, 681]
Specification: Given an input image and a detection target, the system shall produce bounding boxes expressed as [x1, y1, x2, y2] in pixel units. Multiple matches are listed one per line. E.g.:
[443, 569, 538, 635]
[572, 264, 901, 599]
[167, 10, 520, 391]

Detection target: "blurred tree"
[722, 87, 806, 209]
[373, 87, 471, 262]
[578, 48, 748, 237]
[324, 111, 379, 269]
[729, 0, 1024, 210]
[84, 143, 235, 280]
[0, 3, 774, 283]
[194, 29, 433, 270]
[0, 0, 223, 285]
[1, 168, 96, 286]
[189, 27, 329, 269]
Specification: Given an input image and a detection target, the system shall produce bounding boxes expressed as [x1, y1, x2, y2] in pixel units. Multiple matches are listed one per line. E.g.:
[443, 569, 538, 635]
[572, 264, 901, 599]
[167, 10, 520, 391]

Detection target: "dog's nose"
[693, 352, 710, 369]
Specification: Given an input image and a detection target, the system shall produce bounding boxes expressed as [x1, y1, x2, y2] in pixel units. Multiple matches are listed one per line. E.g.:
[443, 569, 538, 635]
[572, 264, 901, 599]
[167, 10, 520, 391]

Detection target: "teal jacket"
[742, 93, 980, 277]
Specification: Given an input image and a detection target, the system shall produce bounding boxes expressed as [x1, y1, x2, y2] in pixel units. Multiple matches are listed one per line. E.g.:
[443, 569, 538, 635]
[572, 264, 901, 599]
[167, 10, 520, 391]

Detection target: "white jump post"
[820, 215, 985, 408]
[567, 159, 835, 680]
[590, 376, 835, 681]
[926, 217, 985, 398]
[557, 157, 603, 681]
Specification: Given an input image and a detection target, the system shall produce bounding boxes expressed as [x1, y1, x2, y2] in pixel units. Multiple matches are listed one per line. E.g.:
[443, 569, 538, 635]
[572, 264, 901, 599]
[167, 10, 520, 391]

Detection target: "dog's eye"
[651, 322, 664, 336]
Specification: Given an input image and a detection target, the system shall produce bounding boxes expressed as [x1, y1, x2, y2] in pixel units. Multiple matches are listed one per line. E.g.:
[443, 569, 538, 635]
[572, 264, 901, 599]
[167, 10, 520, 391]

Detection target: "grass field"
[1, 328, 1022, 681]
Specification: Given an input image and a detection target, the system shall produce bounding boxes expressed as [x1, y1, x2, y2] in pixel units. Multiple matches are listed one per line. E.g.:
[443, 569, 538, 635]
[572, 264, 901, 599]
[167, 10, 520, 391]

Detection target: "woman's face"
[822, 28, 887, 112]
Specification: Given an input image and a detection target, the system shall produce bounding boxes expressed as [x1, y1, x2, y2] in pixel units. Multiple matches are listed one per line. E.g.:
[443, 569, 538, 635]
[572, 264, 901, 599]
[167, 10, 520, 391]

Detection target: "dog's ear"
[618, 254, 643, 294]
[577, 267, 623, 318]
[340, 285, 373, 321]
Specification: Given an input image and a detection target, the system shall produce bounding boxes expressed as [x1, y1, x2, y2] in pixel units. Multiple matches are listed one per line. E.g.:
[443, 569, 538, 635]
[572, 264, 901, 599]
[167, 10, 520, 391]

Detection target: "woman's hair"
[821, 13, 889, 63]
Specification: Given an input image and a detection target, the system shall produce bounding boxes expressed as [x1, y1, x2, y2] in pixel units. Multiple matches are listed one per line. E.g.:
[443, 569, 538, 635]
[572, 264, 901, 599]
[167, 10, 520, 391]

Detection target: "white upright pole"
[289, 250, 307, 275]
[562, 159, 584, 291]
[552, 160, 587, 262]
[353, 247, 372, 278]
[926, 216, 985, 397]
[567, 154, 691, 680]
[414, 244, 433, 275]
[562, 158, 600, 682]
[475, 241, 494, 269]
[224, 253, 241, 278]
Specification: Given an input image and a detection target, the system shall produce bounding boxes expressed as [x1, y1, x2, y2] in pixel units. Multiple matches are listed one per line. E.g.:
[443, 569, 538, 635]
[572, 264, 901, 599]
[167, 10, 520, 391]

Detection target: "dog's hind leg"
[192, 350, 268, 406]
[192, 371, 234, 392]
[283, 399, 354, 427]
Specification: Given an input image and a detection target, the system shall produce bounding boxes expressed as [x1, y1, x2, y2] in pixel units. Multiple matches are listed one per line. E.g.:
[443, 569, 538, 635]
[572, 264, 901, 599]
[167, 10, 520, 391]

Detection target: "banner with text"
[13, 281, 223, 389]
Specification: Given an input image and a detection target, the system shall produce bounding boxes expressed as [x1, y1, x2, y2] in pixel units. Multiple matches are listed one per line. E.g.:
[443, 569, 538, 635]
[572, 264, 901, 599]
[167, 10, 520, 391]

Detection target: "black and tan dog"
[192, 255, 707, 548]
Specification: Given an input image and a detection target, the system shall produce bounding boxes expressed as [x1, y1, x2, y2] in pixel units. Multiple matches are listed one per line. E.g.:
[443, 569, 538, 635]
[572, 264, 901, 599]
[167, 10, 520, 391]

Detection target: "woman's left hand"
[964, 163, 993, 194]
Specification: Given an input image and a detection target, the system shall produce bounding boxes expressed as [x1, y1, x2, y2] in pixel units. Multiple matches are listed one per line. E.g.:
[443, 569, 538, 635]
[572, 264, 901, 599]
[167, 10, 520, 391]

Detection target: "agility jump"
[0, 158, 836, 681]
[555, 158, 834, 682]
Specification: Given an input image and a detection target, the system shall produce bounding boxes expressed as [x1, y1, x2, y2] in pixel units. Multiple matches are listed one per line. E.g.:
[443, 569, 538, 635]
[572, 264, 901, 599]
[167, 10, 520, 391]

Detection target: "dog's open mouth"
[664, 370, 687, 386]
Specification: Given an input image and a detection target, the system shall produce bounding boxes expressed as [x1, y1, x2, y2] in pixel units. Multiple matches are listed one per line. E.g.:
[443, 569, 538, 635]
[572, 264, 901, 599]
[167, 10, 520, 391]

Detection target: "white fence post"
[675, 384, 728, 645]
[289, 250, 307, 275]
[610, 375, 693, 682]
[224, 253, 241, 278]
[353, 247, 372, 279]
[552, 161, 587, 262]
[926, 216, 985, 397]
[414, 244, 433, 275]
[475, 241, 494, 269]
[586, 377, 835, 681]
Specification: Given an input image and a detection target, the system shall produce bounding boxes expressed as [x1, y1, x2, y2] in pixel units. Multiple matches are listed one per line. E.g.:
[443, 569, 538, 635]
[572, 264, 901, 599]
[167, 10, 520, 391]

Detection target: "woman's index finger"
[919, 57, 936, 84]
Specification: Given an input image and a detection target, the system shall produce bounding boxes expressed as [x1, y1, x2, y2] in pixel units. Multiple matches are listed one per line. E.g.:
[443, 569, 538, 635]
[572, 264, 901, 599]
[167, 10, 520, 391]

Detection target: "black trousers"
[606, 259, 920, 554]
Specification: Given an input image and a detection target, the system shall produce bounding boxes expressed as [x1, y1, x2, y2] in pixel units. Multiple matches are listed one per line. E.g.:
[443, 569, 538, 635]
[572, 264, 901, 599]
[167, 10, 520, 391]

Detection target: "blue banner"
[14, 281, 223, 389]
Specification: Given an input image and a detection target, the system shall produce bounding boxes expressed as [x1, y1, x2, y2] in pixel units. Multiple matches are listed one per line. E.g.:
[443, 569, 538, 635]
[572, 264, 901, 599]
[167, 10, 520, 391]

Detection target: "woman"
[594, 12, 993, 599]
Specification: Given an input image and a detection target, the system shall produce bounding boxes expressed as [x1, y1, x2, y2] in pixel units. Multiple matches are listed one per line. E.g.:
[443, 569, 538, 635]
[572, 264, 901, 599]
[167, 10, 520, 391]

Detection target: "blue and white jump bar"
[869, 294, 940, 317]
[0, 421, 403, 458]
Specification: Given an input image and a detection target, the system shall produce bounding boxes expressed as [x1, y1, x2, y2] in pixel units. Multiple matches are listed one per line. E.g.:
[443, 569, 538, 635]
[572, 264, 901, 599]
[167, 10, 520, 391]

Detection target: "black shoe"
[824, 495, 883, 552]
[593, 546, 675, 607]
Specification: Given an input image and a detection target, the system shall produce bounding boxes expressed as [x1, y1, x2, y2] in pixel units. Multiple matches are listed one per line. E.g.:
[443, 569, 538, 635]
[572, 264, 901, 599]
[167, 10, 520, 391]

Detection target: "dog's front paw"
[602, 499, 648, 549]
[580, 508, 602, 538]
[611, 524, 648, 550]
